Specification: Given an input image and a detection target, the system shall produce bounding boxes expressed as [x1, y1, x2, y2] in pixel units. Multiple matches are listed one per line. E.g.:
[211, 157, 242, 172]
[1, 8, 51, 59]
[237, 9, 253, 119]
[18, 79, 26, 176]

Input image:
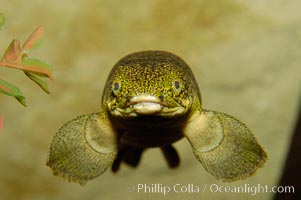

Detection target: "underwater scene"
[0, 0, 300, 199]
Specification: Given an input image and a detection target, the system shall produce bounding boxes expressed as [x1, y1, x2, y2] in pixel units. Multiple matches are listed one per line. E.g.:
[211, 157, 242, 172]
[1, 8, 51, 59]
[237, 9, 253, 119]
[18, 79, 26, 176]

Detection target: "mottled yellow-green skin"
[47, 50, 267, 185]
[102, 50, 202, 120]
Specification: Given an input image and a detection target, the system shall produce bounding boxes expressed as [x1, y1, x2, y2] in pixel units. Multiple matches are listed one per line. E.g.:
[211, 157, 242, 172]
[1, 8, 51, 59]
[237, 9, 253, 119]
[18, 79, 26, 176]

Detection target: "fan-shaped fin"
[183, 109, 267, 182]
[47, 112, 118, 186]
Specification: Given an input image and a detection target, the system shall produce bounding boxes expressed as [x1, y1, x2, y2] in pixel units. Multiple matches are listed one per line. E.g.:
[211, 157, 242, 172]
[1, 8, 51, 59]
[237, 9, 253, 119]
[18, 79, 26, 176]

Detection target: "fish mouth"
[110, 95, 186, 117]
[130, 95, 162, 114]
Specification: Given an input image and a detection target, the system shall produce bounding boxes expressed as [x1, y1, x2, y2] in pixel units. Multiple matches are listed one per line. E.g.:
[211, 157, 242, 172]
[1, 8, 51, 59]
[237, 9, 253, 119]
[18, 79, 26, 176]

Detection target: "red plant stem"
[0, 62, 53, 80]
[0, 116, 2, 131]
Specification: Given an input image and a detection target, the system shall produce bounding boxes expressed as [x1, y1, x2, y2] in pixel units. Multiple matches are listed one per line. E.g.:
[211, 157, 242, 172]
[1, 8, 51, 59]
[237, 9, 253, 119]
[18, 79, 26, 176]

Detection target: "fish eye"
[111, 81, 121, 95]
[173, 80, 182, 93]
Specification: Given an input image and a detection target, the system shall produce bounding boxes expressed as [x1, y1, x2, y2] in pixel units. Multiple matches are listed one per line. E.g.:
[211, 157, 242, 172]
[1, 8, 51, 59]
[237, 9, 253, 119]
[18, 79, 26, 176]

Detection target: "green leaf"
[0, 78, 26, 106]
[21, 58, 53, 79]
[0, 13, 5, 30]
[25, 72, 50, 94]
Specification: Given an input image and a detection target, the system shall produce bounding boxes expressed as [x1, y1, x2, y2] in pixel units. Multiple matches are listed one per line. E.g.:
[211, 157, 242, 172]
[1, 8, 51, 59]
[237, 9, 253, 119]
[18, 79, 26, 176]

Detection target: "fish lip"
[129, 95, 161, 104]
[133, 102, 162, 114]
[129, 95, 163, 114]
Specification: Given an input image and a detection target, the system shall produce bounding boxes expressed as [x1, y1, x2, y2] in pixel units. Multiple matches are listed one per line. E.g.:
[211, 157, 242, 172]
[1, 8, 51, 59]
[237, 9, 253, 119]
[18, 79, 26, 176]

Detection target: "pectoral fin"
[183, 109, 267, 182]
[47, 112, 118, 186]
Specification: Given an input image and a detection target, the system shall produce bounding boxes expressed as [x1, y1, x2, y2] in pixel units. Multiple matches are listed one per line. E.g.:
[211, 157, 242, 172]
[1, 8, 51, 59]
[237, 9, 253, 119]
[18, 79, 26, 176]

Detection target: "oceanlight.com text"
[126, 183, 294, 196]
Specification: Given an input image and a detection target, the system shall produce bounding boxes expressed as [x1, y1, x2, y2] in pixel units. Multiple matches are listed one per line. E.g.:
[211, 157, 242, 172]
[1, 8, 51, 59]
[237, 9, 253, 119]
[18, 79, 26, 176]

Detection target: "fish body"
[47, 51, 267, 185]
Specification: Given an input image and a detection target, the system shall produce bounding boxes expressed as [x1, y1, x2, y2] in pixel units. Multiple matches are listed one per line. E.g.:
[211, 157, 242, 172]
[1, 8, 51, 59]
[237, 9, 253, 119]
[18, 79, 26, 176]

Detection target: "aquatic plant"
[0, 13, 53, 106]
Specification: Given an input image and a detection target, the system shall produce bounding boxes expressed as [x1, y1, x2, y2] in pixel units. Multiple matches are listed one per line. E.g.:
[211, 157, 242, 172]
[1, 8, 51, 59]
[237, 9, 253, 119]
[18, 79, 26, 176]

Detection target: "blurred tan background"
[0, 0, 300, 199]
